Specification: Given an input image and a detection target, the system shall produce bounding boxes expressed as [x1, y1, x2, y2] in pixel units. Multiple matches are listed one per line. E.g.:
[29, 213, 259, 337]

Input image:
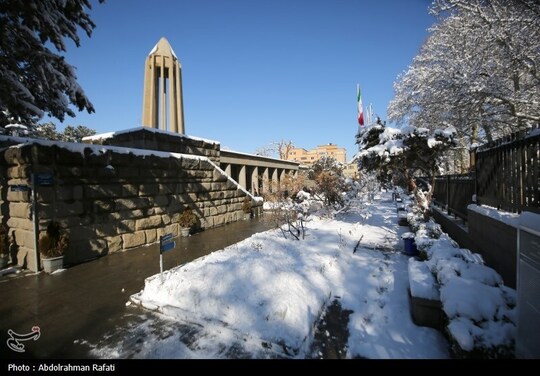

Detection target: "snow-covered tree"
[309, 157, 347, 206]
[0, 0, 104, 128]
[389, 0, 540, 147]
[62, 124, 96, 142]
[356, 122, 456, 217]
[24, 121, 96, 142]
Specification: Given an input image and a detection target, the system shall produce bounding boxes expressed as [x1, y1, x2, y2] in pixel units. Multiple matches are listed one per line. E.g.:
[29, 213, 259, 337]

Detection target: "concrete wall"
[432, 206, 517, 288]
[468, 209, 517, 288]
[0, 139, 260, 271]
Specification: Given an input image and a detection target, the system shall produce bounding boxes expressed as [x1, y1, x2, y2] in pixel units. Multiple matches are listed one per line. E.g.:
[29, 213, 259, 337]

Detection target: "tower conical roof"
[148, 37, 177, 59]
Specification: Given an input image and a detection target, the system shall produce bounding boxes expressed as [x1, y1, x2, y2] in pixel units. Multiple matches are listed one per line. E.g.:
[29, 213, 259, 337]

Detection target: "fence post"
[446, 175, 450, 214]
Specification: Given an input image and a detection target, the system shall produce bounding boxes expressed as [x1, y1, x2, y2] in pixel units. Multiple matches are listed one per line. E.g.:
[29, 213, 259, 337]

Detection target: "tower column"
[141, 37, 185, 134]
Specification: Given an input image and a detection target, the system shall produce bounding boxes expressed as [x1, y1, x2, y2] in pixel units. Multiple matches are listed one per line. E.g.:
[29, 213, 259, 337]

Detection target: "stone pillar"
[262, 168, 269, 193]
[271, 168, 279, 192]
[160, 56, 166, 131]
[238, 165, 247, 190]
[251, 167, 259, 195]
[224, 164, 232, 176]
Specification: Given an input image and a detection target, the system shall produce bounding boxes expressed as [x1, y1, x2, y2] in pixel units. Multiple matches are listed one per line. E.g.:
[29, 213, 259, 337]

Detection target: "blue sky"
[54, 0, 435, 160]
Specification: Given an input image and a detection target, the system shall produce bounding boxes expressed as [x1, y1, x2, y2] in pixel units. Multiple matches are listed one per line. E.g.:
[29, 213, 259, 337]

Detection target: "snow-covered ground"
[89, 192, 449, 359]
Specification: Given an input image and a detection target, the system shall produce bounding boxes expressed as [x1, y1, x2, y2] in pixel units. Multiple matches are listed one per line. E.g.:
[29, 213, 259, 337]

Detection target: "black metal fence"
[433, 174, 476, 220]
[431, 125, 540, 220]
[475, 126, 539, 214]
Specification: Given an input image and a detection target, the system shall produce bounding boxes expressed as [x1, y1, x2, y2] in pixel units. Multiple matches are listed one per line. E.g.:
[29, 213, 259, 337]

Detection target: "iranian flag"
[357, 84, 364, 126]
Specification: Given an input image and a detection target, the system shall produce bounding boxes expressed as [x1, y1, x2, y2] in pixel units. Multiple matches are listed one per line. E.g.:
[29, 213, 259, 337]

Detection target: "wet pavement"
[0, 217, 275, 359]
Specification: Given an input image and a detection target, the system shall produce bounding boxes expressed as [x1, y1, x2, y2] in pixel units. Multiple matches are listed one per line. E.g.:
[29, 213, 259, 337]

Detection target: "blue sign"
[160, 241, 176, 253]
[10, 185, 30, 192]
[160, 233, 175, 253]
[161, 233, 174, 242]
[35, 172, 54, 186]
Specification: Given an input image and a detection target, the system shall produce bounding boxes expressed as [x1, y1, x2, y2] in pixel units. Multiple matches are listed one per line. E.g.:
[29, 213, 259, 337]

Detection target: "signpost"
[159, 233, 176, 282]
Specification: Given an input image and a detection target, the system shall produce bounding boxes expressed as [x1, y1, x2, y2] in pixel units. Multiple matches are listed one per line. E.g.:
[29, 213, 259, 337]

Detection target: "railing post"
[446, 175, 450, 214]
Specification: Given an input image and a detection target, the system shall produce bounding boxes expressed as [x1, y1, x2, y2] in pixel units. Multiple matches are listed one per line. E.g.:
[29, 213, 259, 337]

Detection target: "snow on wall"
[82, 126, 220, 145]
[467, 204, 519, 228]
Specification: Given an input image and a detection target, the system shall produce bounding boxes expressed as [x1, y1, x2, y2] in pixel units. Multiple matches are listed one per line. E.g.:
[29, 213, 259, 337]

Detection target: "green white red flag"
[357, 84, 364, 126]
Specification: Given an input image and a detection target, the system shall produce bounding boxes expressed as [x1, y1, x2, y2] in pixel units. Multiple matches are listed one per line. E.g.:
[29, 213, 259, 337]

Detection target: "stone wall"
[0, 138, 260, 271]
[83, 127, 221, 163]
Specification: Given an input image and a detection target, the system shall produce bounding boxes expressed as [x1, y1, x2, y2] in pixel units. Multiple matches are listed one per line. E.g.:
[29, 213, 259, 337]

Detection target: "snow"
[408, 200, 517, 355]
[408, 259, 439, 300]
[441, 278, 506, 322]
[519, 211, 540, 234]
[81, 126, 220, 145]
[468, 204, 519, 228]
[0, 135, 260, 202]
[123, 192, 449, 359]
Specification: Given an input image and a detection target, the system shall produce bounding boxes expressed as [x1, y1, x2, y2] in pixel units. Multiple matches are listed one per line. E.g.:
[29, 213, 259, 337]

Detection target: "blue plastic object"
[403, 237, 418, 256]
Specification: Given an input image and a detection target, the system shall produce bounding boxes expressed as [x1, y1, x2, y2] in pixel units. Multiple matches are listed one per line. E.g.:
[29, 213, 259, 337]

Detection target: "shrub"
[39, 221, 68, 258]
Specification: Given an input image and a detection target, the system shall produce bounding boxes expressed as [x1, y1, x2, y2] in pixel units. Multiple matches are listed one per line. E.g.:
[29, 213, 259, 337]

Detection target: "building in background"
[343, 161, 359, 180]
[287, 143, 346, 166]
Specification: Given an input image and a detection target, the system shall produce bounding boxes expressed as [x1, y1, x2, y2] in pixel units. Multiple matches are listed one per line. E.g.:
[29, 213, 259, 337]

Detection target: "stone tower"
[142, 37, 185, 133]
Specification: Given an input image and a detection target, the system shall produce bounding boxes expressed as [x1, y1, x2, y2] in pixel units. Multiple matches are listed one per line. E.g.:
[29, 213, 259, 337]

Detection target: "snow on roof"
[0, 134, 206, 161]
[82, 126, 220, 145]
[222, 148, 299, 165]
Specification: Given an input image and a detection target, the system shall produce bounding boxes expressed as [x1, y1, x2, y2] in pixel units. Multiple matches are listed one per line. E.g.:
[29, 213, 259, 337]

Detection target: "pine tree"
[0, 0, 104, 127]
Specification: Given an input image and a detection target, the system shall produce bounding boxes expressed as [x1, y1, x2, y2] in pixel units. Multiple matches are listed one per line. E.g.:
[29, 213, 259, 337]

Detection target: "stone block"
[153, 195, 170, 207]
[15, 246, 30, 269]
[135, 215, 163, 230]
[56, 216, 92, 229]
[217, 205, 227, 215]
[139, 183, 159, 196]
[3, 146, 32, 165]
[118, 219, 136, 233]
[199, 159, 213, 171]
[7, 217, 34, 231]
[65, 226, 96, 242]
[199, 217, 212, 229]
[106, 235, 123, 253]
[7, 188, 30, 202]
[158, 183, 175, 195]
[157, 223, 179, 238]
[115, 197, 149, 210]
[57, 201, 84, 217]
[122, 232, 146, 249]
[85, 184, 122, 199]
[161, 214, 172, 225]
[9, 202, 31, 219]
[64, 238, 107, 265]
[167, 199, 183, 213]
[36, 187, 55, 203]
[117, 167, 139, 178]
[55, 147, 84, 166]
[7, 166, 30, 179]
[181, 157, 200, 170]
[93, 200, 114, 213]
[213, 215, 225, 227]
[95, 223, 117, 237]
[145, 229, 157, 244]
[122, 184, 139, 197]
[12, 229, 34, 249]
